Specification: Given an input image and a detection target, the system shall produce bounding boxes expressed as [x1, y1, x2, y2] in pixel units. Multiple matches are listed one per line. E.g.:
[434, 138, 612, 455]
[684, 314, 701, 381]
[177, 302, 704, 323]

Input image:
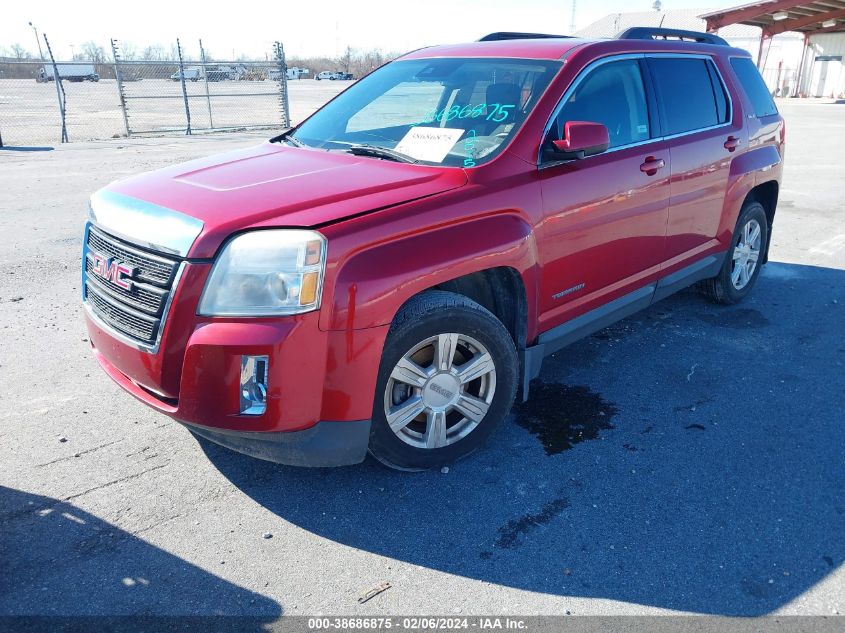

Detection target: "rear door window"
[730, 56, 778, 117]
[647, 57, 727, 135]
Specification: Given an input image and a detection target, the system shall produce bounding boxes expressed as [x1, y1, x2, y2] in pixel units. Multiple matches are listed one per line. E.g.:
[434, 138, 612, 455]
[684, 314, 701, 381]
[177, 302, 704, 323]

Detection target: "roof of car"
[400, 36, 750, 63]
[401, 38, 587, 61]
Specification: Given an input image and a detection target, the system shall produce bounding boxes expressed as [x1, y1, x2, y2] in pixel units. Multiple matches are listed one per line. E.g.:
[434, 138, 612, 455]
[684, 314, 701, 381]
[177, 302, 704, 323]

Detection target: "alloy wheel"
[731, 218, 762, 290]
[383, 333, 497, 450]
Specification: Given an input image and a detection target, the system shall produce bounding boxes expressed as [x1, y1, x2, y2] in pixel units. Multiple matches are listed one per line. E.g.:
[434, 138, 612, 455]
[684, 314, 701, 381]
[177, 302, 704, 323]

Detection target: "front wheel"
[701, 200, 769, 304]
[368, 291, 518, 471]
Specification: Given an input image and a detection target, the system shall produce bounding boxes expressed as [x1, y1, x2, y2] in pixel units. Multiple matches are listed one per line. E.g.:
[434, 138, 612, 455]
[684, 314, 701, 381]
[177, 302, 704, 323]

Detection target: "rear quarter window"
[730, 57, 778, 118]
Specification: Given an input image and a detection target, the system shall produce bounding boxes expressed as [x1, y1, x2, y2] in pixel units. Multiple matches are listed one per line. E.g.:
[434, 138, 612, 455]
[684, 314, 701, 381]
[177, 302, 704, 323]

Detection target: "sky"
[1, 0, 735, 61]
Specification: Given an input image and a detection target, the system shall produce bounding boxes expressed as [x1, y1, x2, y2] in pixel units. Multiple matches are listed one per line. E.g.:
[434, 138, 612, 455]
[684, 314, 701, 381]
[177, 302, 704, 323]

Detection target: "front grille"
[87, 226, 178, 286]
[84, 225, 182, 347]
[84, 256, 168, 316]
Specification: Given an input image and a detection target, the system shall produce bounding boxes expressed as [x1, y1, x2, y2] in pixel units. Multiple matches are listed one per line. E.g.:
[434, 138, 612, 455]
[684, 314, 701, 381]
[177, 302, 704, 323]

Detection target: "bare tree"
[288, 47, 398, 79]
[10, 43, 31, 60]
[338, 46, 354, 74]
[81, 41, 107, 63]
[120, 41, 139, 60]
[142, 44, 166, 61]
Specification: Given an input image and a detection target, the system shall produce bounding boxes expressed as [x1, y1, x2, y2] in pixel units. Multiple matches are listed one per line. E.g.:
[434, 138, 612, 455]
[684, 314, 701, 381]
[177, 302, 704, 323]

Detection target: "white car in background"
[170, 67, 202, 82]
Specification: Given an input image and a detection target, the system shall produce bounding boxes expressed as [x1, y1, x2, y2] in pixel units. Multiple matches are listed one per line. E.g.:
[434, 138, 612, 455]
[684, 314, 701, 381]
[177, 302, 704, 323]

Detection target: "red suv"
[83, 29, 784, 470]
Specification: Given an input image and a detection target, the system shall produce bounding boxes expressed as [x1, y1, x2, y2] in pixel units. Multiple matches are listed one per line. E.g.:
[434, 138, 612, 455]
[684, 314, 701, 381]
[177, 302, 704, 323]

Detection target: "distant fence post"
[43, 33, 68, 143]
[199, 39, 213, 129]
[274, 41, 290, 127]
[111, 39, 131, 137]
[176, 38, 192, 135]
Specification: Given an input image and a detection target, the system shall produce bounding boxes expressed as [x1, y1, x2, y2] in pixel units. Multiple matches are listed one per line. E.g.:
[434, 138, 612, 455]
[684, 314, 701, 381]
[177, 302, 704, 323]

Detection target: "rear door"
[645, 55, 741, 265]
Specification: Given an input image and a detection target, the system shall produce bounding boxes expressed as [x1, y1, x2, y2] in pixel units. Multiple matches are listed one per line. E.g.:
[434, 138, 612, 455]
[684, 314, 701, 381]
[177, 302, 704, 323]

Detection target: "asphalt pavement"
[0, 100, 842, 617]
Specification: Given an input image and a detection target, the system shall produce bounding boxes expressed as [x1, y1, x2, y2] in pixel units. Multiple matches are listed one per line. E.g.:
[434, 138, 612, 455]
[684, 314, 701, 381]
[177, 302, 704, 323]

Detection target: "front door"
[537, 57, 669, 332]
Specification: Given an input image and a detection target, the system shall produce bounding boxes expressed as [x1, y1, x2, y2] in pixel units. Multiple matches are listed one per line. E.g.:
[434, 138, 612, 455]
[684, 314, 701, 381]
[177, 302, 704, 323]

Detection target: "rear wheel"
[701, 201, 768, 305]
[369, 291, 518, 471]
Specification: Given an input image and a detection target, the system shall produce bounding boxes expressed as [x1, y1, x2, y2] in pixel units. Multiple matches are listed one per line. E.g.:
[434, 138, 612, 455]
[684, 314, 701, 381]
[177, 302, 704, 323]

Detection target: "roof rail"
[478, 32, 571, 42]
[616, 27, 729, 46]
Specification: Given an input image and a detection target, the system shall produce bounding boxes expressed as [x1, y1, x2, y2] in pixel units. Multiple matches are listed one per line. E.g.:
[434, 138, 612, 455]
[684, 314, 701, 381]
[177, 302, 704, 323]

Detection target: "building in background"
[702, 2, 845, 100]
[575, 5, 843, 99]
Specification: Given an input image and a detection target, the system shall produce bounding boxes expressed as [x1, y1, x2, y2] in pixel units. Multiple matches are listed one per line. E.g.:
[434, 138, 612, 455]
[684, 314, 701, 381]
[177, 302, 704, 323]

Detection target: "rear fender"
[719, 145, 782, 246]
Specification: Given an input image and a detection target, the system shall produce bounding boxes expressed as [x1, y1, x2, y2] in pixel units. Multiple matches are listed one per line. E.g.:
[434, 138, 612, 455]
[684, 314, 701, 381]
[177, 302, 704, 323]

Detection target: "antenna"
[570, 0, 577, 34]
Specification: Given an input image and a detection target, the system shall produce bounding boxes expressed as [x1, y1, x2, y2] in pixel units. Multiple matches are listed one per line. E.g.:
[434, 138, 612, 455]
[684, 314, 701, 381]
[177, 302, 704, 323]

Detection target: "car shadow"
[0, 486, 282, 620]
[0, 146, 55, 152]
[198, 261, 844, 616]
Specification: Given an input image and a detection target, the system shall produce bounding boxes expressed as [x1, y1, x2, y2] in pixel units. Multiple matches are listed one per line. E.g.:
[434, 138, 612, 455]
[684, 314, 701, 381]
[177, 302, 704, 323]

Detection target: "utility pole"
[28, 21, 45, 60]
[570, 0, 577, 34]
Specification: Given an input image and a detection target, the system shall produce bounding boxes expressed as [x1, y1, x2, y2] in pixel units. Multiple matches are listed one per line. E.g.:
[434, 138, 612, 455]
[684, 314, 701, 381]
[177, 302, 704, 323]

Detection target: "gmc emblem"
[91, 253, 136, 290]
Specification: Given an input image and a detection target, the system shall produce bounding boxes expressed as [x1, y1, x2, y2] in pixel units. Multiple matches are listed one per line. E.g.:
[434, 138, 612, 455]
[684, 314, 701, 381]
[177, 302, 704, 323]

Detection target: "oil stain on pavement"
[494, 497, 570, 549]
[696, 307, 770, 329]
[513, 380, 619, 455]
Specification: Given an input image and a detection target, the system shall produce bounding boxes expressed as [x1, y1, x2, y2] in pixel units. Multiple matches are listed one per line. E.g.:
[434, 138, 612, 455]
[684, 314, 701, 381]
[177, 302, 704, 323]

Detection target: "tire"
[368, 291, 518, 471]
[700, 200, 769, 305]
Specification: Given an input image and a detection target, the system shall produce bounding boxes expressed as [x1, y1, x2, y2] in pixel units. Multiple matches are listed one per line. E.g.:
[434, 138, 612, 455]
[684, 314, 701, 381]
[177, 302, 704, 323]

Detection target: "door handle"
[724, 136, 740, 152]
[640, 157, 665, 176]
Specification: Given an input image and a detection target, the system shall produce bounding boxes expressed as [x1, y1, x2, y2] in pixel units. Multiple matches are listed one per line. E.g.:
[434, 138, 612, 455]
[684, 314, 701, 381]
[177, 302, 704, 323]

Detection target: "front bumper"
[184, 419, 371, 467]
[91, 343, 374, 466]
[86, 281, 389, 466]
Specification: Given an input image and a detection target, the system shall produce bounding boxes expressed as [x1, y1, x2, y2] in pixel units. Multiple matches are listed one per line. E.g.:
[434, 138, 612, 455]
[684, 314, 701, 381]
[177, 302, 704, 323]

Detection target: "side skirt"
[520, 253, 725, 400]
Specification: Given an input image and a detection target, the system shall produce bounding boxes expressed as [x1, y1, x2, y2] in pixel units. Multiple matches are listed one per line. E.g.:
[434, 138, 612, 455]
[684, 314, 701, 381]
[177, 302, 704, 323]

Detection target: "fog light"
[240, 355, 268, 415]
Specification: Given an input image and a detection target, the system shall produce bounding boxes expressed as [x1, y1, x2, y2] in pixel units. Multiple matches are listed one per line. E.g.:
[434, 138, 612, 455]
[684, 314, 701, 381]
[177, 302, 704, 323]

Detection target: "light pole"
[28, 21, 45, 61]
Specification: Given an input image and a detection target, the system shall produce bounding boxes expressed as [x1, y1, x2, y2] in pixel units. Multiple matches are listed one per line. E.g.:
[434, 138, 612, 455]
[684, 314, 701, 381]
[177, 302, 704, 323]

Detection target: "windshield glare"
[292, 57, 562, 167]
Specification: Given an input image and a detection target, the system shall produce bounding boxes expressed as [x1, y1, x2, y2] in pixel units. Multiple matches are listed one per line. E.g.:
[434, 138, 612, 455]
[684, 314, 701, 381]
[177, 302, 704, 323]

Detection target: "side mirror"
[546, 121, 610, 161]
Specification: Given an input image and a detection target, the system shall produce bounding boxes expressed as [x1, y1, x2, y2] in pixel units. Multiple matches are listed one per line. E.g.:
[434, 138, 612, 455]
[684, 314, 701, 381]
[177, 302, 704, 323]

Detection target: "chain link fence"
[0, 39, 290, 147]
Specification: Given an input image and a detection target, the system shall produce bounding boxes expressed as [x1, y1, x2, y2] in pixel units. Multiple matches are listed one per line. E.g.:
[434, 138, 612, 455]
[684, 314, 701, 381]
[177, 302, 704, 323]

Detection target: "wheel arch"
[745, 179, 779, 263]
[427, 267, 527, 351]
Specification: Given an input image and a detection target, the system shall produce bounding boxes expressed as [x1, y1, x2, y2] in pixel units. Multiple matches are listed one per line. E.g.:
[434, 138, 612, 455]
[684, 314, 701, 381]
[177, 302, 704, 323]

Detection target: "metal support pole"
[757, 30, 772, 70]
[111, 39, 131, 137]
[29, 22, 45, 61]
[43, 33, 68, 143]
[199, 39, 214, 129]
[274, 41, 291, 128]
[176, 38, 192, 135]
[795, 33, 810, 98]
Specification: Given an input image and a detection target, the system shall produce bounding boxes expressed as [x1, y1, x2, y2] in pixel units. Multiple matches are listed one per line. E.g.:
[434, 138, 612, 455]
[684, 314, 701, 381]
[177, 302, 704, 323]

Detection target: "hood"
[104, 143, 467, 258]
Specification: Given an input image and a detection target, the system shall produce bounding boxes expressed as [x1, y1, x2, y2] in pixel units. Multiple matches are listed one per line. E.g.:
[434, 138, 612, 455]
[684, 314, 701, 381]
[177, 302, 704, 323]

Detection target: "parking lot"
[0, 78, 348, 145]
[0, 99, 843, 617]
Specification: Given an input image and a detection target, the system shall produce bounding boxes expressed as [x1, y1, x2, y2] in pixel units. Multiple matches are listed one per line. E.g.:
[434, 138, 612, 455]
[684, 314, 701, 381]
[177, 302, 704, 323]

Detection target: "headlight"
[198, 230, 326, 316]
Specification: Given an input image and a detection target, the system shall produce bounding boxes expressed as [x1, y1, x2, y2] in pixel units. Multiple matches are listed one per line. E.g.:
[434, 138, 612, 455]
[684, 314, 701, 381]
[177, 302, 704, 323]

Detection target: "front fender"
[322, 213, 539, 332]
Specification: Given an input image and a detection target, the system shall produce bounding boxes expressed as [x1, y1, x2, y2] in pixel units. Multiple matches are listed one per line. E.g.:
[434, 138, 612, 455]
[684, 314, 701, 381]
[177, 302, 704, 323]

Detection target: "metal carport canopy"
[701, 0, 845, 36]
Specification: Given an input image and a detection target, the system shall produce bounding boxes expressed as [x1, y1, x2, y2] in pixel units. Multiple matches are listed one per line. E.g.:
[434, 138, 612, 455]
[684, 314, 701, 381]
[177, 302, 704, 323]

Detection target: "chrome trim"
[239, 355, 269, 416]
[538, 52, 735, 165]
[82, 222, 187, 355]
[88, 189, 203, 257]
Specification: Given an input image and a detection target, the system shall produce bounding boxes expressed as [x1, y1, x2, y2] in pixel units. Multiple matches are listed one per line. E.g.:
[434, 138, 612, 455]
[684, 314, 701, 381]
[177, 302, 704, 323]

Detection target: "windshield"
[291, 57, 562, 167]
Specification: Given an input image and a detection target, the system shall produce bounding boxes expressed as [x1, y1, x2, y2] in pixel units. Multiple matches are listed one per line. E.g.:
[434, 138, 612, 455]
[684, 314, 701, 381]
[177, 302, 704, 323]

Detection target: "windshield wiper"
[347, 144, 418, 164]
